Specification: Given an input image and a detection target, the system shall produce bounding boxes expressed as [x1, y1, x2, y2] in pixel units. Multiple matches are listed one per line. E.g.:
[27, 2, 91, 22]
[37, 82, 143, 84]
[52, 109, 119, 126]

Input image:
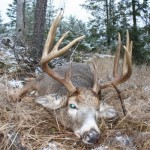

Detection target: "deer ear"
[98, 102, 119, 122]
[35, 94, 67, 110]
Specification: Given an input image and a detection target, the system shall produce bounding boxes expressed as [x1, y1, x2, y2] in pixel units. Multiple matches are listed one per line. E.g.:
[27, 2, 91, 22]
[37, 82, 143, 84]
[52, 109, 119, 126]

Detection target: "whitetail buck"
[10, 11, 132, 144]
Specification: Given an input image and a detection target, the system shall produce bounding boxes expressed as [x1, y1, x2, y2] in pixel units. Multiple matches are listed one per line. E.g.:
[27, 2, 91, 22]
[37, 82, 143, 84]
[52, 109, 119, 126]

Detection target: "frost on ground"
[92, 145, 109, 150]
[42, 142, 66, 150]
[7, 79, 24, 89]
[0, 35, 38, 75]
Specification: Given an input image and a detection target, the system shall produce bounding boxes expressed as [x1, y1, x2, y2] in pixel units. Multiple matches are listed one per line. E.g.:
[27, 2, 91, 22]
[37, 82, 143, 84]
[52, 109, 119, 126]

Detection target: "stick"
[111, 83, 127, 116]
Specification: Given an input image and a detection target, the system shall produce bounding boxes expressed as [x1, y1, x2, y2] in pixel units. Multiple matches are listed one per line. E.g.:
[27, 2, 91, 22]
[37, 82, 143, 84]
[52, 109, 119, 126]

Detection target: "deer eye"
[69, 104, 77, 109]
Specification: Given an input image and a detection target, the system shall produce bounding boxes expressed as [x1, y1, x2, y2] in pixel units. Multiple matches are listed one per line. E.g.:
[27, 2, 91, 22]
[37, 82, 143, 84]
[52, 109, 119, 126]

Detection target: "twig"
[54, 110, 61, 132]
[111, 83, 127, 116]
[69, 43, 79, 63]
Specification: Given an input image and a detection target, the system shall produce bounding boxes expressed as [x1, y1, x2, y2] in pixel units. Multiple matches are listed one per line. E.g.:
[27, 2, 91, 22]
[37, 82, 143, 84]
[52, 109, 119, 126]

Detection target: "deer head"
[36, 10, 132, 144]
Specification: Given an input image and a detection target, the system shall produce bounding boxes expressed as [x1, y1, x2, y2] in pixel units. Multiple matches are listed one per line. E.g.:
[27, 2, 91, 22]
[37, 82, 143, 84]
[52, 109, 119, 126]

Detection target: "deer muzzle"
[75, 112, 100, 144]
[83, 128, 100, 144]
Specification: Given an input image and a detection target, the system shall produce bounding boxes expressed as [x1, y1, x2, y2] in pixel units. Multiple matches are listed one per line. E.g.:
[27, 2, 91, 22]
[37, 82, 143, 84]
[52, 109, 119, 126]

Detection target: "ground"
[0, 64, 150, 150]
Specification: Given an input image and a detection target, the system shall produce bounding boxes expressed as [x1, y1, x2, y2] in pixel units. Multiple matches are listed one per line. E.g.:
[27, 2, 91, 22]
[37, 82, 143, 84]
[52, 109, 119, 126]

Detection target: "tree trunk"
[16, 0, 25, 40]
[143, 0, 150, 35]
[105, 0, 110, 46]
[32, 0, 48, 61]
[132, 0, 137, 28]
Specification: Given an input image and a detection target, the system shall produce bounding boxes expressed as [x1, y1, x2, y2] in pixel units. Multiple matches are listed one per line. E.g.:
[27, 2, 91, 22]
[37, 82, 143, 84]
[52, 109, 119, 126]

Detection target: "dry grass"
[0, 65, 150, 150]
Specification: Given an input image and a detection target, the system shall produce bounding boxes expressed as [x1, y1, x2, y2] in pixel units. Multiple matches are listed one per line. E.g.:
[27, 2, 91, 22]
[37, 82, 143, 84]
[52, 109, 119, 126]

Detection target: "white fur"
[74, 111, 100, 141]
[35, 94, 67, 110]
[99, 102, 118, 120]
[80, 115, 100, 134]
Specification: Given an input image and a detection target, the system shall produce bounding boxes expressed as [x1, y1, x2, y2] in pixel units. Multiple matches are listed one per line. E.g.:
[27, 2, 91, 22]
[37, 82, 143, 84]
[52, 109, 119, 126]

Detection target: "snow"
[92, 145, 109, 150]
[95, 54, 114, 58]
[42, 142, 65, 150]
[8, 79, 24, 89]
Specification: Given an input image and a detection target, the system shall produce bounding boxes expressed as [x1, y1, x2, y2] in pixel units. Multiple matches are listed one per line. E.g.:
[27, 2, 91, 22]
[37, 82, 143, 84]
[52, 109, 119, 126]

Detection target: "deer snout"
[83, 129, 100, 144]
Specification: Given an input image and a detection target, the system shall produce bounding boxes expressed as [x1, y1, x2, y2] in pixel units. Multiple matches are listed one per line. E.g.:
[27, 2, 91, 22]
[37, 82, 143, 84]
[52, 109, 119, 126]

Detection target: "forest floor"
[0, 64, 150, 150]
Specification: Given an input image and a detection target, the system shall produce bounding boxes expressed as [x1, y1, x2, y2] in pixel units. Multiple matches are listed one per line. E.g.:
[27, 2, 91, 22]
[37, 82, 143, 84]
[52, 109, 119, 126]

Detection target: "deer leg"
[9, 81, 37, 101]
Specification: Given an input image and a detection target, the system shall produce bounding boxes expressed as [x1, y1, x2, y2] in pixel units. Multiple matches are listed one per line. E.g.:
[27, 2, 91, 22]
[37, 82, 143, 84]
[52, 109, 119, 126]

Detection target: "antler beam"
[40, 10, 85, 94]
[92, 31, 133, 93]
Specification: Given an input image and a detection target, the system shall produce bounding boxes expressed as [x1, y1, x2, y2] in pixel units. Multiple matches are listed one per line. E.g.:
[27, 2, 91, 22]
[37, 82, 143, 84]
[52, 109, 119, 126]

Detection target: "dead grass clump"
[99, 65, 150, 149]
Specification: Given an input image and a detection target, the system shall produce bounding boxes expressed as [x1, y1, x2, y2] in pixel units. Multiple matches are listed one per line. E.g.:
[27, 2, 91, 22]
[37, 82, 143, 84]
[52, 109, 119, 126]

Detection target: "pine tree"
[25, 0, 36, 43]
[45, 0, 56, 33]
[58, 15, 88, 51]
[82, 0, 150, 63]
[7, 0, 17, 28]
[130, 0, 150, 64]
[0, 12, 6, 33]
[82, 0, 118, 52]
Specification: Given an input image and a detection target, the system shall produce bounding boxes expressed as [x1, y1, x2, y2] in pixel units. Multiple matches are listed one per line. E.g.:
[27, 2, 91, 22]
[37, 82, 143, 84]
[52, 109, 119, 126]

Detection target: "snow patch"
[143, 86, 150, 92]
[8, 80, 24, 89]
[92, 145, 109, 150]
[42, 142, 65, 150]
[96, 54, 114, 58]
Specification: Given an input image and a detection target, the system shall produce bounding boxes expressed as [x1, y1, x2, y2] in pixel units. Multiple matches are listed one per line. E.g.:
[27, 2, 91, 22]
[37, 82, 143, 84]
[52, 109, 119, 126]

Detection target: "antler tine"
[40, 11, 85, 94]
[123, 31, 129, 73]
[92, 61, 100, 93]
[113, 33, 121, 78]
[100, 31, 132, 89]
[41, 34, 85, 64]
[42, 11, 63, 57]
[64, 63, 73, 87]
[41, 11, 85, 64]
[122, 31, 132, 76]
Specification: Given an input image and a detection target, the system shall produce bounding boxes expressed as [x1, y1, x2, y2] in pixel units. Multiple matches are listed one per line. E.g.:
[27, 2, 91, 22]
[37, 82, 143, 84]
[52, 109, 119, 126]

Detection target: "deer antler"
[92, 31, 133, 93]
[40, 10, 85, 94]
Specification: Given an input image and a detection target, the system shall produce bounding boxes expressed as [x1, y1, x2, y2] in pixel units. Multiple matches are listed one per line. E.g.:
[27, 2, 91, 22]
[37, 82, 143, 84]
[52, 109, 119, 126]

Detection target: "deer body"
[11, 11, 133, 144]
[37, 63, 94, 96]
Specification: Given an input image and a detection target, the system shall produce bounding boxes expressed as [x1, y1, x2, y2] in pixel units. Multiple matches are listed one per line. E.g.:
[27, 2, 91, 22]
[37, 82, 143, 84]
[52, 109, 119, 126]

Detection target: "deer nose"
[83, 129, 100, 144]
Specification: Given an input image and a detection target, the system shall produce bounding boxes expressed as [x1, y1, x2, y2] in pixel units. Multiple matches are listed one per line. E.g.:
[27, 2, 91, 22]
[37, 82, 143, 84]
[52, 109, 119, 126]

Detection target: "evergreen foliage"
[25, 0, 36, 43]
[0, 12, 6, 33]
[1, 0, 149, 64]
[82, 0, 150, 64]
[6, 0, 17, 28]
[58, 16, 89, 51]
